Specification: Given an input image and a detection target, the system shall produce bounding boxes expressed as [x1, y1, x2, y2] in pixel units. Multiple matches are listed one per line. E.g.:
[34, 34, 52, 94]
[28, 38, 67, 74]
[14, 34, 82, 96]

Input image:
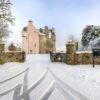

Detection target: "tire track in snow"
[22, 68, 30, 100]
[20, 67, 89, 100]
[55, 83, 74, 100]
[0, 66, 89, 100]
[48, 67, 89, 100]
[12, 84, 22, 100]
[0, 68, 29, 84]
[0, 67, 47, 99]
[0, 85, 19, 97]
[20, 68, 48, 99]
[39, 81, 55, 100]
[0, 68, 29, 97]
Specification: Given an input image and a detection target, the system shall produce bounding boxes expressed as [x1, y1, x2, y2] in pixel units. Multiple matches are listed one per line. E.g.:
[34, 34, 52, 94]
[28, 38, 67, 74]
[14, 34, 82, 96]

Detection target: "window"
[30, 50, 32, 53]
[34, 43, 36, 47]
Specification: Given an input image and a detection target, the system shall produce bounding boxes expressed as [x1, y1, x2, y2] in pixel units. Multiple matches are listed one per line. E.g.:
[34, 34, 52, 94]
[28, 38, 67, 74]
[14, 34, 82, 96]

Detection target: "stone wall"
[0, 42, 26, 64]
[0, 51, 26, 64]
[66, 41, 100, 65]
[75, 51, 100, 64]
[50, 41, 100, 65]
[75, 52, 92, 64]
[50, 52, 66, 62]
[5, 51, 26, 62]
[67, 41, 100, 65]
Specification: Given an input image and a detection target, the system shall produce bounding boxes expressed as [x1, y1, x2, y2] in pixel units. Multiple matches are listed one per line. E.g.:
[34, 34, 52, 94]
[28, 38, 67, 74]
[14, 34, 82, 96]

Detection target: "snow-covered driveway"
[0, 54, 100, 100]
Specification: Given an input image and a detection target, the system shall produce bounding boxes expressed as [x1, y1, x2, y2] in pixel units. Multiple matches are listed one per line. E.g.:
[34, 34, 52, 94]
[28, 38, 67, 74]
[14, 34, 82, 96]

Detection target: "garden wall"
[50, 41, 100, 65]
[0, 51, 26, 64]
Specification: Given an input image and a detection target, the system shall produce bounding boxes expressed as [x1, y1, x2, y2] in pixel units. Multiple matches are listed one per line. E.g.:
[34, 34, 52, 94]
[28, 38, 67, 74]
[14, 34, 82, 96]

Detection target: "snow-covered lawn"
[0, 54, 100, 100]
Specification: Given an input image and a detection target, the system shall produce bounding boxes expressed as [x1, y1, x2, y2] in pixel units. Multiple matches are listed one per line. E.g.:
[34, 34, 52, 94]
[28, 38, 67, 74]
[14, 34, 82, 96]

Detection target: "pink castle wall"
[22, 21, 39, 54]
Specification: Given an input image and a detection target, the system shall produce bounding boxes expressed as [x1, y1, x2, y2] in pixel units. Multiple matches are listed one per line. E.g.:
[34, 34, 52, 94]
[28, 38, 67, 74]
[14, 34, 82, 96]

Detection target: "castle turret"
[47, 28, 56, 52]
[44, 26, 49, 34]
[51, 28, 56, 41]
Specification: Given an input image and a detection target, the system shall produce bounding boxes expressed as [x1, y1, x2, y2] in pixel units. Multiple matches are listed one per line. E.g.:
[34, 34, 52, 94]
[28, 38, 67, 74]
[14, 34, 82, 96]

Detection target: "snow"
[76, 51, 92, 53]
[0, 54, 100, 100]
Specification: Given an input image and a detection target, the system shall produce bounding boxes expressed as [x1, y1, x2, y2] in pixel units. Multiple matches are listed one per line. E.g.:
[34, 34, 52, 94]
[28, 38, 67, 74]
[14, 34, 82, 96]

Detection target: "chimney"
[27, 20, 34, 29]
[28, 20, 33, 25]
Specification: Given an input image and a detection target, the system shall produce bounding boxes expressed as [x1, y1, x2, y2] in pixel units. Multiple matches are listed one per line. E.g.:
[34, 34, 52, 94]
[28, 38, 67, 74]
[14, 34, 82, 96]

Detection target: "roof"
[23, 27, 27, 31]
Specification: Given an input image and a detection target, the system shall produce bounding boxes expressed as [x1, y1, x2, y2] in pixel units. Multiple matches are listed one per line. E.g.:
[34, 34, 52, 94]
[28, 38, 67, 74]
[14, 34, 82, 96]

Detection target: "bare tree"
[67, 34, 77, 42]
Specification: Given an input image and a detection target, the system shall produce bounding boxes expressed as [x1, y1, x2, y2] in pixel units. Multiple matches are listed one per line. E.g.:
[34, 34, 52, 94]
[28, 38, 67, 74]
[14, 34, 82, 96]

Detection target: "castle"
[22, 21, 56, 54]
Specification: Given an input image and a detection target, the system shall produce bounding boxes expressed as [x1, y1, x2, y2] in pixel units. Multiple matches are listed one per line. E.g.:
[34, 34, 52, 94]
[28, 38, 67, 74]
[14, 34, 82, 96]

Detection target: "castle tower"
[47, 28, 56, 52]
[22, 27, 28, 53]
[39, 26, 49, 53]
[51, 28, 56, 52]
[44, 26, 49, 34]
[22, 21, 39, 54]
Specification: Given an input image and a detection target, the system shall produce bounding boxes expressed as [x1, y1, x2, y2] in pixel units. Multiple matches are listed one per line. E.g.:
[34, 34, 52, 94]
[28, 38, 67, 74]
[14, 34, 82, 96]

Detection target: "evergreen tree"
[81, 25, 100, 47]
[0, 0, 14, 39]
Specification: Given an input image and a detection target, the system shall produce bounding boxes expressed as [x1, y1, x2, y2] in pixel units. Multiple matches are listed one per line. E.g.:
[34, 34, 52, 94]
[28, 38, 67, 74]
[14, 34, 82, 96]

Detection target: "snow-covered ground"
[0, 54, 100, 100]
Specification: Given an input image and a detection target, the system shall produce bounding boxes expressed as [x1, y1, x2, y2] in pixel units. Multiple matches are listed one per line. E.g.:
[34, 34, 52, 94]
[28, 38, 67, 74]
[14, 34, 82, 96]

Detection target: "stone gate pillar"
[0, 42, 5, 64]
[0, 42, 4, 51]
[66, 41, 77, 64]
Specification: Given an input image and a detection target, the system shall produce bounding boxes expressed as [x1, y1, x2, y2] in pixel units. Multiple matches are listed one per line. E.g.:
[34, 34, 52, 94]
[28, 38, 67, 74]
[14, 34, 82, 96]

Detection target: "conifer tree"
[81, 25, 100, 46]
[0, 0, 14, 39]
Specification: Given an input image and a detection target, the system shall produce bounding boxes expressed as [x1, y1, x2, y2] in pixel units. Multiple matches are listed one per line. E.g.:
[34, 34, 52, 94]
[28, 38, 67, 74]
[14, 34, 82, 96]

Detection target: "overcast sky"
[9, 0, 100, 49]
